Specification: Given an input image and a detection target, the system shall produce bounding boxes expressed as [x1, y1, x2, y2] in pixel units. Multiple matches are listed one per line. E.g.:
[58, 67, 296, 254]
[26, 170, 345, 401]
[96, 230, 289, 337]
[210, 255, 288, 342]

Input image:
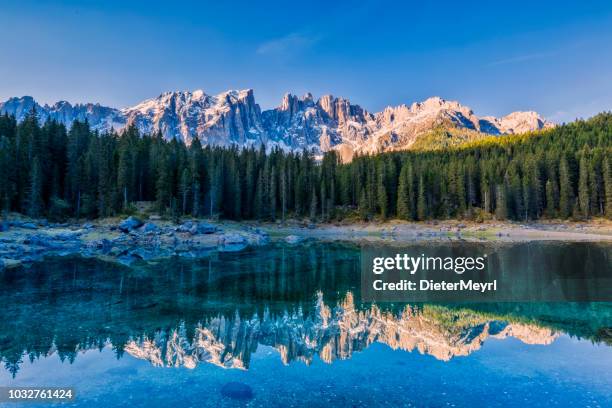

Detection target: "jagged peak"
[0, 91, 555, 158]
[410, 96, 472, 114]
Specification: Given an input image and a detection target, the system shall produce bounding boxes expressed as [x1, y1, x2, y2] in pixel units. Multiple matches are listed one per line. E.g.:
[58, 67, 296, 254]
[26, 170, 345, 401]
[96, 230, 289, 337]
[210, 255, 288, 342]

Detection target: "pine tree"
[310, 187, 318, 222]
[0, 135, 14, 211]
[156, 152, 172, 214]
[358, 188, 370, 221]
[417, 175, 426, 220]
[604, 156, 612, 219]
[280, 164, 287, 222]
[27, 157, 44, 217]
[270, 165, 277, 220]
[545, 180, 556, 218]
[377, 164, 389, 220]
[254, 172, 264, 220]
[495, 184, 507, 220]
[559, 157, 572, 218]
[179, 167, 191, 215]
[578, 153, 590, 218]
[396, 163, 411, 220]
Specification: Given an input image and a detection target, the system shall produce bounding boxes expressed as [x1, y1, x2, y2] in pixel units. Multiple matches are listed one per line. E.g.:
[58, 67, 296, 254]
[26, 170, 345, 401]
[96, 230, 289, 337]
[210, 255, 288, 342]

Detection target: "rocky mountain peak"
[0, 90, 555, 159]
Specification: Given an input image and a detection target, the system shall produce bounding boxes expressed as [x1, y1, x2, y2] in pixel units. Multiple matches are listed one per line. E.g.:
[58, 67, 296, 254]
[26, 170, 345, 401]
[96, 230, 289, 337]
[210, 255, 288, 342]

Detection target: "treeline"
[0, 109, 611, 222]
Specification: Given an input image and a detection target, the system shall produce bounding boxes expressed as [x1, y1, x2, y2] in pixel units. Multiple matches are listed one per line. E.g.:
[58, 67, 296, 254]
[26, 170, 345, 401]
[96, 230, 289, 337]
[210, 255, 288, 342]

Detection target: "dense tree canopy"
[0, 108, 610, 222]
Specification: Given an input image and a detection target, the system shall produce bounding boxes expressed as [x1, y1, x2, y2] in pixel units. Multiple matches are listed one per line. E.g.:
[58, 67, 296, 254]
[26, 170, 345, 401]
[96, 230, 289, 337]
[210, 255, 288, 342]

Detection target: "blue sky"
[1, 0, 612, 122]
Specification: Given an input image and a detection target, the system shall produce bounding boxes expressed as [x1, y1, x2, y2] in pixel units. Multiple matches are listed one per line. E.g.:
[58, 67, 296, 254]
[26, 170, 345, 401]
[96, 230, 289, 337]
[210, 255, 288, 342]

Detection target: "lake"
[1, 241, 611, 407]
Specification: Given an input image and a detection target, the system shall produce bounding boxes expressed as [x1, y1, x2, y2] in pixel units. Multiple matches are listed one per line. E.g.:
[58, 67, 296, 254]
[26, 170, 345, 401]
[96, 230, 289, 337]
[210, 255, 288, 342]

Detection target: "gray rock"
[178, 221, 195, 233]
[218, 233, 248, 252]
[55, 232, 79, 241]
[16, 222, 38, 230]
[196, 222, 217, 234]
[219, 234, 246, 245]
[118, 216, 143, 232]
[139, 222, 161, 234]
[24, 235, 52, 247]
[129, 248, 156, 261]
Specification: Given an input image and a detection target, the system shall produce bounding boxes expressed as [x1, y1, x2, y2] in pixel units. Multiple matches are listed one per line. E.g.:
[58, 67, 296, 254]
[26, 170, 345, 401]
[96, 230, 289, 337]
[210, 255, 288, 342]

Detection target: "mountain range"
[0, 90, 554, 161]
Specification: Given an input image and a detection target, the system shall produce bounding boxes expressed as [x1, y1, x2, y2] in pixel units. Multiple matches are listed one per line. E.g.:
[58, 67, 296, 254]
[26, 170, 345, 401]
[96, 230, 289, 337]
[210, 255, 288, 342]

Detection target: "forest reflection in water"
[1, 241, 611, 377]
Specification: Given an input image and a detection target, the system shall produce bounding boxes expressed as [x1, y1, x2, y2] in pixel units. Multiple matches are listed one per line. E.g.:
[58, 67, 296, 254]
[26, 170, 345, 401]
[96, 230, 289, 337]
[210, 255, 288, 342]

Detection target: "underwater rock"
[285, 235, 304, 244]
[220, 382, 254, 400]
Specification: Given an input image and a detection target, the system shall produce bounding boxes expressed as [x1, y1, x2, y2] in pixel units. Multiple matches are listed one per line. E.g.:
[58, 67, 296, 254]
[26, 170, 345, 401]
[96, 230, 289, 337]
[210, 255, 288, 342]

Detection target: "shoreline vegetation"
[1, 212, 610, 270]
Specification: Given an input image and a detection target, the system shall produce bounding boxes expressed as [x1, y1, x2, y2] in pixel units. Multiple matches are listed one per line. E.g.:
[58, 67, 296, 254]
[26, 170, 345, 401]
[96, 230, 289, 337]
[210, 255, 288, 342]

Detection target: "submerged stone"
[285, 235, 304, 244]
[220, 382, 254, 400]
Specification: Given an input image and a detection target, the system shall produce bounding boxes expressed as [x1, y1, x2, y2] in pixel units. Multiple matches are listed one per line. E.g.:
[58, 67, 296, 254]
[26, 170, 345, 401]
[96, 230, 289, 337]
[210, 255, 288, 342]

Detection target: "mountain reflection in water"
[123, 292, 559, 370]
[1, 242, 611, 377]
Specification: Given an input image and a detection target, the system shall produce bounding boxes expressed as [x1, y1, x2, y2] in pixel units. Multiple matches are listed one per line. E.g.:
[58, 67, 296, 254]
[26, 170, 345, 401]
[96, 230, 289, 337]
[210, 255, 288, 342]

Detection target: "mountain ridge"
[0, 90, 554, 161]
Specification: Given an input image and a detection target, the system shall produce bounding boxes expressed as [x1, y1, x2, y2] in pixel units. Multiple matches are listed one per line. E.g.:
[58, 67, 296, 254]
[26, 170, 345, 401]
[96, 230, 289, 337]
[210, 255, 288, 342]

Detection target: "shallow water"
[1, 242, 611, 407]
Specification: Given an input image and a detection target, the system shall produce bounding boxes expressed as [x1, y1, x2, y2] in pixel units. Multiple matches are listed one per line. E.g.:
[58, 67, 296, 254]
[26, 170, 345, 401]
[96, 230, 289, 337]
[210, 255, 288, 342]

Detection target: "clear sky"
[1, 0, 612, 122]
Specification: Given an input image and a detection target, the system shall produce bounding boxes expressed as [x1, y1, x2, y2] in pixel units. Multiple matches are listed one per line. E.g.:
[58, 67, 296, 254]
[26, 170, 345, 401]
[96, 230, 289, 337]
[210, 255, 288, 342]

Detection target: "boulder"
[16, 222, 38, 230]
[55, 232, 79, 241]
[139, 222, 161, 234]
[178, 221, 195, 233]
[118, 216, 143, 232]
[218, 233, 248, 252]
[219, 233, 246, 245]
[196, 222, 217, 234]
[24, 235, 53, 248]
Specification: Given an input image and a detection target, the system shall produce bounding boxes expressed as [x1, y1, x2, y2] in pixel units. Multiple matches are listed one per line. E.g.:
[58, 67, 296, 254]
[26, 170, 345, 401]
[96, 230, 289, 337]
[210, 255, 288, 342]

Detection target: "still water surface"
[1, 242, 611, 407]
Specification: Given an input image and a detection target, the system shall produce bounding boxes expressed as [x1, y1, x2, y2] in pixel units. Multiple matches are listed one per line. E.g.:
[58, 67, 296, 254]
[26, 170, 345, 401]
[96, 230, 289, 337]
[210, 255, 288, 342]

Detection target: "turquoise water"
[1, 242, 611, 407]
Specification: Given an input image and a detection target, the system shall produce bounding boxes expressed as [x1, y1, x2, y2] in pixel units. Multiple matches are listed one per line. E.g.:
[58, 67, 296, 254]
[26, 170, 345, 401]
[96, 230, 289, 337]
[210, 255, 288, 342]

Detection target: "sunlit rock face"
[1, 92, 553, 161]
[124, 292, 559, 369]
[121, 89, 266, 147]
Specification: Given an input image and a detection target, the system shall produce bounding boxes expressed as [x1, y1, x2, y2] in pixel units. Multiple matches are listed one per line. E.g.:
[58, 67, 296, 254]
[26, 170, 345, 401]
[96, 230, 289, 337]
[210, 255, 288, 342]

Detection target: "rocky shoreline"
[0, 216, 270, 270]
[1, 216, 611, 270]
